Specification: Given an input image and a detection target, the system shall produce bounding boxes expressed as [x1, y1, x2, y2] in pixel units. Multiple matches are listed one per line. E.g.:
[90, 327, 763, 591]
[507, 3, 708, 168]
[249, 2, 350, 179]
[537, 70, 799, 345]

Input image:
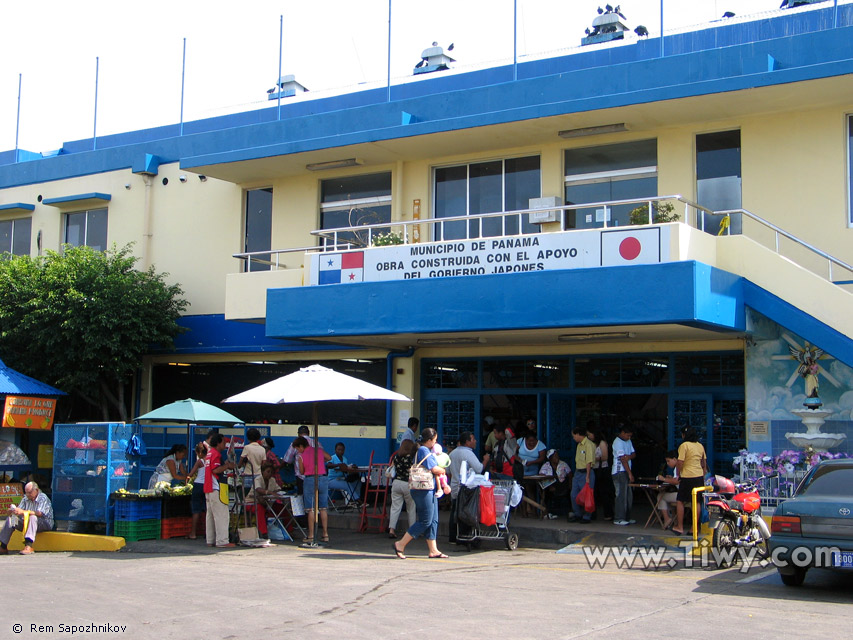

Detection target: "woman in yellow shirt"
[672, 427, 707, 536]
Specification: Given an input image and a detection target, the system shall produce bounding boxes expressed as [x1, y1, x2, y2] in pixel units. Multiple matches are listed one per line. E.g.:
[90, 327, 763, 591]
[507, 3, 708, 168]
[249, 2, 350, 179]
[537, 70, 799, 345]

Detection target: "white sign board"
[310, 227, 669, 285]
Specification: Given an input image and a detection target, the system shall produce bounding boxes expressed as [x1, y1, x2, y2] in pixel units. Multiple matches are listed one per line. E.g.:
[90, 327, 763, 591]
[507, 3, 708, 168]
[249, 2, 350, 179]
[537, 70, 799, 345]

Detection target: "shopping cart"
[456, 478, 519, 551]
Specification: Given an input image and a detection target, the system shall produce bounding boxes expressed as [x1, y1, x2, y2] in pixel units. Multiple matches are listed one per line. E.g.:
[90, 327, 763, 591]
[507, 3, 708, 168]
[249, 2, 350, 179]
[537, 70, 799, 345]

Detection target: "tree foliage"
[0, 244, 188, 420]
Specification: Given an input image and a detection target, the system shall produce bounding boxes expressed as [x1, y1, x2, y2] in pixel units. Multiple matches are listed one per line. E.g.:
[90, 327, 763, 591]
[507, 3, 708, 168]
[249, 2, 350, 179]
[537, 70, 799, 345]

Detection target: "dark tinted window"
[798, 465, 853, 497]
[321, 173, 391, 202]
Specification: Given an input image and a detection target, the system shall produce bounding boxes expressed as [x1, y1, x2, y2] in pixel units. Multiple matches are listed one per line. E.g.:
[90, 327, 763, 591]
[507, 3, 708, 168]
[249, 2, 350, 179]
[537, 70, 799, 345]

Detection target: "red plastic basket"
[160, 516, 193, 539]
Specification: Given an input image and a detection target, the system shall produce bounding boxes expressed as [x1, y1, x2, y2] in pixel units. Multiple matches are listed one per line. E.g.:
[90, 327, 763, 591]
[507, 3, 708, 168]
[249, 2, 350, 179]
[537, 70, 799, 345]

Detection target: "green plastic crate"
[113, 518, 161, 541]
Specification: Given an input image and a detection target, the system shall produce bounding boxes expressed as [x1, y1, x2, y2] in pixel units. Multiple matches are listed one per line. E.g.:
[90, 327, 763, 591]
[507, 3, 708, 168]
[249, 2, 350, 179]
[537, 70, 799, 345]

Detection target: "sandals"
[428, 553, 449, 559]
[388, 531, 397, 539]
[301, 538, 315, 548]
[320, 535, 330, 544]
[392, 542, 407, 559]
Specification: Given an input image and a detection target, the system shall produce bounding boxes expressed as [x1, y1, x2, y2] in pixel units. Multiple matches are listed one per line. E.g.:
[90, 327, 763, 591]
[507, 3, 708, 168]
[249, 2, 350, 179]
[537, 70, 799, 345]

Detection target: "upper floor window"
[696, 130, 741, 235]
[0, 217, 32, 256]
[321, 172, 391, 247]
[434, 155, 541, 241]
[564, 140, 657, 229]
[244, 188, 272, 272]
[65, 208, 107, 251]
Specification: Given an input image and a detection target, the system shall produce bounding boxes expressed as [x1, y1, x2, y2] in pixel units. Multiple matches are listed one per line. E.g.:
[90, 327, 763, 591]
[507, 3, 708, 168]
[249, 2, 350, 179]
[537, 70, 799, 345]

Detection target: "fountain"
[786, 397, 847, 452]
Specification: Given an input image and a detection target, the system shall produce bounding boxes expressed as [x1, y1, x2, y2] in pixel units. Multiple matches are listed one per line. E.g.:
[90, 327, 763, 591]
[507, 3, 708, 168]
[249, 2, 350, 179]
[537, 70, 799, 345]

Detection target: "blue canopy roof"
[0, 358, 65, 396]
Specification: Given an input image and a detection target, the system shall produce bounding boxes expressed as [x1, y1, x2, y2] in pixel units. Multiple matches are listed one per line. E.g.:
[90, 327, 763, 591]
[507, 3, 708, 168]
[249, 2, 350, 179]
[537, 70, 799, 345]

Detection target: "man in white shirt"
[1, 482, 54, 555]
[611, 424, 636, 526]
[447, 431, 489, 544]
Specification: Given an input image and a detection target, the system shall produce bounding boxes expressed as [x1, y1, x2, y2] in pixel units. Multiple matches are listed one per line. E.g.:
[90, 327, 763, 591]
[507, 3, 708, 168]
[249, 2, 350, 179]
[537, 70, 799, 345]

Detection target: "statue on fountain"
[790, 344, 823, 406]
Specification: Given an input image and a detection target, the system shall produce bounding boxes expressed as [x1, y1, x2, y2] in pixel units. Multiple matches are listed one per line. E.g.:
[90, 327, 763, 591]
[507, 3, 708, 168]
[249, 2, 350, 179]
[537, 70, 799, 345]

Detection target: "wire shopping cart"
[456, 478, 519, 551]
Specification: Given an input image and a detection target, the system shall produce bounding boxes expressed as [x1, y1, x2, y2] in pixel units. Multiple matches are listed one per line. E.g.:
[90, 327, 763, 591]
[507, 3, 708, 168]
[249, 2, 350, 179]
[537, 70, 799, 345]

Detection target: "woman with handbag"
[388, 439, 417, 539]
[392, 428, 448, 559]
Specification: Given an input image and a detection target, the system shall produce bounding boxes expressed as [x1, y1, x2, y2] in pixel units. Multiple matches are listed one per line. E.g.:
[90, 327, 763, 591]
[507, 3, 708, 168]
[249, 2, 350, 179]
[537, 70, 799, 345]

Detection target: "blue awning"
[0, 359, 65, 396]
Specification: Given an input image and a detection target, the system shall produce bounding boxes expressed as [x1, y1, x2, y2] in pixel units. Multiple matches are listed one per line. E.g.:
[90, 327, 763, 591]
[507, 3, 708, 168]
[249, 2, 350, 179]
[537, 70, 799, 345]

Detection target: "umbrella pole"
[313, 402, 320, 536]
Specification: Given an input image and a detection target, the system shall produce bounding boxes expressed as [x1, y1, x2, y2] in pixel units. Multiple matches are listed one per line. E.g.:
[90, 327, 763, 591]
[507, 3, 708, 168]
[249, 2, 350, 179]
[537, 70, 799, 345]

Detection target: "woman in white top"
[148, 444, 188, 489]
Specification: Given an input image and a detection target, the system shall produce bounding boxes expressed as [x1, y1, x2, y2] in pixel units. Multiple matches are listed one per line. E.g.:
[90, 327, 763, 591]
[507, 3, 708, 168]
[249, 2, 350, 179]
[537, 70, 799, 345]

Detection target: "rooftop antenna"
[278, 15, 283, 120]
[180, 38, 186, 136]
[93, 57, 99, 150]
[15, 73, 21, 163]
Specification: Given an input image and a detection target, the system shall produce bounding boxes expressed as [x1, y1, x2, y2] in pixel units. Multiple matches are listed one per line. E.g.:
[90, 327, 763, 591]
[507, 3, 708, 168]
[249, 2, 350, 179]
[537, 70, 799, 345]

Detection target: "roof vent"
[267, 75, 309, 100]
[581, 5, 629, 46]
[413, 42, 455, 75]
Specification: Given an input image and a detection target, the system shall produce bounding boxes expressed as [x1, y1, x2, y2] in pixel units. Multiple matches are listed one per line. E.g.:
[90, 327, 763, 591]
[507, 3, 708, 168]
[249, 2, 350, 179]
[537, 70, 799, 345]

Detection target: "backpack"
[125, 433, 147, 456]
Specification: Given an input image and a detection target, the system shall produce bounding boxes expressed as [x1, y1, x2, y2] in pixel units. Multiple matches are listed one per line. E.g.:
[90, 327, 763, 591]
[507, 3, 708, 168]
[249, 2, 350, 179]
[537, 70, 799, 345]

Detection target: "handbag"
[408, 453, 434, 490]
[218, 481, 229, 505]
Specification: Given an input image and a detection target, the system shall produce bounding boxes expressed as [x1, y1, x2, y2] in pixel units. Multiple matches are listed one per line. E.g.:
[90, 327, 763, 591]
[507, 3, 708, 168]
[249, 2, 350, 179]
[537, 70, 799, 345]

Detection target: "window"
[564, 140, 657, 229]
[244, 188, 272, 271]
[696, 130, 741, 234]
[0, 217, 32, 256]
[434, 155, 541, 240]
[320, 173, 391, 247]
[848, 116, 853, 226]
[65, 208, 107, 251]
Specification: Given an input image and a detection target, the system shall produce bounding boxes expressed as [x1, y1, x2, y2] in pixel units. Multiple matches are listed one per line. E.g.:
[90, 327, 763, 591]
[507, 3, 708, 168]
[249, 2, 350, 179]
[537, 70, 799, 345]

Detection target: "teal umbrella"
[135, 398, 244, 424]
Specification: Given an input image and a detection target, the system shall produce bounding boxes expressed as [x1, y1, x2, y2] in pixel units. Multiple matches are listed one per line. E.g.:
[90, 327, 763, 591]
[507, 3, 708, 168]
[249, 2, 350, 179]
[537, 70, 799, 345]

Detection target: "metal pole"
[180, 38, 186, 136]
[93, 57, 99, 150]
[386, 0, 392, 102]
[513, 0, 518, 81]
[278, 15, 283, 120]
[15, 74, 21, 163]
[660, 0, 664, 58]
[833, 0, 838, 28]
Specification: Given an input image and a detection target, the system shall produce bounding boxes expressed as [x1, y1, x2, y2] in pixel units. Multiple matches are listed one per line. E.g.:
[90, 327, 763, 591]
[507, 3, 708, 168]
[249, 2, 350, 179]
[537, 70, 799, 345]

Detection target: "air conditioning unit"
[528, 196, 563, 224]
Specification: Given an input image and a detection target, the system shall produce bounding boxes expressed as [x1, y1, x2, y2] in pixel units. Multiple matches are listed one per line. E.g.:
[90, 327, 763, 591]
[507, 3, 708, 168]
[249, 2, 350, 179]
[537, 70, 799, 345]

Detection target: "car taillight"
[771, 515, 801, 534]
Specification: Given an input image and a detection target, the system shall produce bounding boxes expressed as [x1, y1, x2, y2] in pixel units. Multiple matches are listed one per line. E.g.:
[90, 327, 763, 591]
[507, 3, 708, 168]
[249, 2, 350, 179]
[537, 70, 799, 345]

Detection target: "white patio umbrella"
[222, 364, 412, 544]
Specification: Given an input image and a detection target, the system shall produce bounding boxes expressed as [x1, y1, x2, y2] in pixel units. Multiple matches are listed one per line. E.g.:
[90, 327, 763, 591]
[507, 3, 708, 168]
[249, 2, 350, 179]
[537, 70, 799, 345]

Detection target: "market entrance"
[420, 352, 745, 476]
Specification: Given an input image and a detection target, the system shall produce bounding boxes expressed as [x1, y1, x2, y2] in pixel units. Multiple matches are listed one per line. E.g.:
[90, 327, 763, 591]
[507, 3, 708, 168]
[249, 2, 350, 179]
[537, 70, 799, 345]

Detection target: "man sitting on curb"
[1, 481, 54, 555]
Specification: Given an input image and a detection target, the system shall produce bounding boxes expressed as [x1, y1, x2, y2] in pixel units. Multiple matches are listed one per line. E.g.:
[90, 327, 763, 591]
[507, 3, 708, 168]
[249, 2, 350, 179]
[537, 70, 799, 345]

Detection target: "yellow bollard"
[691, 485, 713, 545]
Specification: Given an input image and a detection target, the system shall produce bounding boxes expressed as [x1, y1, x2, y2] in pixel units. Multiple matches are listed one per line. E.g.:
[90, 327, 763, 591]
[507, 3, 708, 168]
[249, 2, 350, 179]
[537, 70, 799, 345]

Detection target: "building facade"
[2, 4, 853, 473]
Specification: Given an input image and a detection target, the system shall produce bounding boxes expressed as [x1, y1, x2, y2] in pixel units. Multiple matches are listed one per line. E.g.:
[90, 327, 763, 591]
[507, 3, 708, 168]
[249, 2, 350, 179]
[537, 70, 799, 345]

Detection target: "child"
[432, 443, 452, 498]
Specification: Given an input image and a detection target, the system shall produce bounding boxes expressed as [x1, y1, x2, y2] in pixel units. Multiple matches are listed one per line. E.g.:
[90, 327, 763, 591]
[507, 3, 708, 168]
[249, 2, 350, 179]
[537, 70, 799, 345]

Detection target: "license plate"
[832, 552, 853, 568]
[707, 505, 721, 515]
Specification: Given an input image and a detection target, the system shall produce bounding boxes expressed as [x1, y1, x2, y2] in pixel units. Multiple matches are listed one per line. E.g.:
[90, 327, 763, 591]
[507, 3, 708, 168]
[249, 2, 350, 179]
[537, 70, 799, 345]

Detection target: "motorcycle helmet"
[714, 475, 736, 493]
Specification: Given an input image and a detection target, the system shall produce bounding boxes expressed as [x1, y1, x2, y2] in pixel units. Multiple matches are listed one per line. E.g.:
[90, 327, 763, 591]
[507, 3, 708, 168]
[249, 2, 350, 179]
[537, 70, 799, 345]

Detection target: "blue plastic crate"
[113, 497, 162, 521]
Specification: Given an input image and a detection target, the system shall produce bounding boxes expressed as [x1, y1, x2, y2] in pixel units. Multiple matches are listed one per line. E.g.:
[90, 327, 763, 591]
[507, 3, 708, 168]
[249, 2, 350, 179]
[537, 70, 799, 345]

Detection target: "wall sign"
[310, 226, 669, 285]
[2, 395, 57, 430]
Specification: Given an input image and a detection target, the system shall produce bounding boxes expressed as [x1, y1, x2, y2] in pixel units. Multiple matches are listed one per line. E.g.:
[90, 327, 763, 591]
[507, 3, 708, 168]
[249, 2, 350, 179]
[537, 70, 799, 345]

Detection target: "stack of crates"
[160, 495, 193, 539]
[113, 496, 162, 541]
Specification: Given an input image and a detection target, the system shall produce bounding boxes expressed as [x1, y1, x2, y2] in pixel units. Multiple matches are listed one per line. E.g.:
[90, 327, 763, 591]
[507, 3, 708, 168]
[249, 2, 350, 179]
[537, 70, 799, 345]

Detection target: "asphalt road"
[2, 531, 851, 640]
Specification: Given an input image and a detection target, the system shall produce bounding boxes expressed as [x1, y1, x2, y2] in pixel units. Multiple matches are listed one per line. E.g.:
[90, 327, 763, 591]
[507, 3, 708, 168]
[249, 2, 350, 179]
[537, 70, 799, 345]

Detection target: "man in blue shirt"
[328, 442, 362, 503]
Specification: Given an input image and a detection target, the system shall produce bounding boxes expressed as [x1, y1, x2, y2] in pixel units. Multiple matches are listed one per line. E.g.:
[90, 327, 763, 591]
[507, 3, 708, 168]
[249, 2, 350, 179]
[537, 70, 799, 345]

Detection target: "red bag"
[576, 482, 596, 514]
[479, 484, 496, 526]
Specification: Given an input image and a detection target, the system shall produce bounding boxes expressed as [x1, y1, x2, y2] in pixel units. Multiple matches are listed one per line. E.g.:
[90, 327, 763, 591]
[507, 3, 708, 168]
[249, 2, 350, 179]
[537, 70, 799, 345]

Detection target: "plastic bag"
[479, 484, 496, 526]
[576, 482, 595, 513]
[457, 486, 480, 528]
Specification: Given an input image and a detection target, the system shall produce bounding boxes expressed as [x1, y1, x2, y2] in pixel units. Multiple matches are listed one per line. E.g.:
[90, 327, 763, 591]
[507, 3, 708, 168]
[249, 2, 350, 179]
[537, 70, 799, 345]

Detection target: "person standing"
[569, 427, 596, 523]
[611, 424, 636, 526]
[388, 439, 417, 539]
[447, 431, 490, 543]
[282, 426, 315, 495]
[672, 428, 708, 536]
[400, 417, 419, 445]
[293, 436, 332, 546]
[588, 427, 614, 521]
[203, 433, 236, 548]
[392, 428, 448, 559]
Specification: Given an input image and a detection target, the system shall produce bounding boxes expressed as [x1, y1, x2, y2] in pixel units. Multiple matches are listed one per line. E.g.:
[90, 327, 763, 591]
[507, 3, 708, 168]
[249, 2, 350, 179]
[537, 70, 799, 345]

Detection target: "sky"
[0, 0, 823, 153]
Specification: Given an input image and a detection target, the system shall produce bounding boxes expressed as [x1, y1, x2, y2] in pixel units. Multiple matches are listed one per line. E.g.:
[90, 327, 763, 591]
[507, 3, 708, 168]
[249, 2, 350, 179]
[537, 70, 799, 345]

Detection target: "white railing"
[714, 208, 853, 284]
[232, 196, 853, 288]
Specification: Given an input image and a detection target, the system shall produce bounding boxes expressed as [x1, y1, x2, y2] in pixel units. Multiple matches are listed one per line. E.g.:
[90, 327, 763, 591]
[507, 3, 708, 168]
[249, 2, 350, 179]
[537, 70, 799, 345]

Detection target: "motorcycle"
[705, 475, 772, 567]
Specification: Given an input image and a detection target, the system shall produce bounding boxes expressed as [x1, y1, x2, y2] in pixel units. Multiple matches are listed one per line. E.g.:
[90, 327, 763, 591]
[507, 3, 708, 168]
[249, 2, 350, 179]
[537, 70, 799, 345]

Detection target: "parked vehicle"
[706, 475, 772, 567]
[768, 459, 853, 586]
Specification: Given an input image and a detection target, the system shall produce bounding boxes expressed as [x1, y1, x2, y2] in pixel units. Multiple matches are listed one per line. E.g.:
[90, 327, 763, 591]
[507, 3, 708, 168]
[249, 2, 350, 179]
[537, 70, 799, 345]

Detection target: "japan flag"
[600, 228, 661, 266]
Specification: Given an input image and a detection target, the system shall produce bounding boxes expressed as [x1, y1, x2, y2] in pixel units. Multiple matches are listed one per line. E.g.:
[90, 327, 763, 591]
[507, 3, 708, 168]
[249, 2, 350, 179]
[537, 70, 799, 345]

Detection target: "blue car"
[768, 459, 853, 586]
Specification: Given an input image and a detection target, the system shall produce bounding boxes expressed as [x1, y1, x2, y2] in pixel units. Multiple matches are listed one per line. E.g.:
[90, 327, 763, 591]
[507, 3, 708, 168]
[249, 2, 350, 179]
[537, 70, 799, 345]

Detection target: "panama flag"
[318, 251, 364, 284]
[600, 228, 661, 266]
